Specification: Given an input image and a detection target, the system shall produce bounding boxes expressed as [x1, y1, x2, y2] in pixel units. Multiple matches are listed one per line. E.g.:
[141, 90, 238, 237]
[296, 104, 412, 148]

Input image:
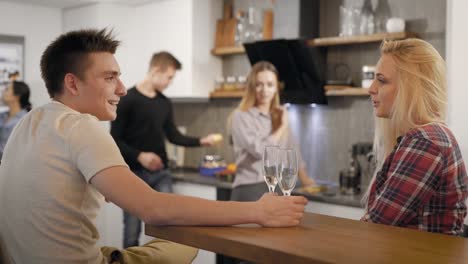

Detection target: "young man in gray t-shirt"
[0, 29, 307, 264]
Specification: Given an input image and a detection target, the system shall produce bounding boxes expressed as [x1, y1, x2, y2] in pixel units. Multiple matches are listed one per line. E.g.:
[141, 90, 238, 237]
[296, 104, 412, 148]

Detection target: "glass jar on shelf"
[236, 75, 246, 90]
[339, 5, 361, 36]
[243, 7, 262, 42]
[215, 76, 224, 90]
[224, 76, 236, 90]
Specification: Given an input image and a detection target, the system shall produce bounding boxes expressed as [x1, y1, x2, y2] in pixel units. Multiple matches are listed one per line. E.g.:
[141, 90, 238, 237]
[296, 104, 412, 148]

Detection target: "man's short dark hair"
[40, 28, 120, 98]
[149, 51, 182, 72]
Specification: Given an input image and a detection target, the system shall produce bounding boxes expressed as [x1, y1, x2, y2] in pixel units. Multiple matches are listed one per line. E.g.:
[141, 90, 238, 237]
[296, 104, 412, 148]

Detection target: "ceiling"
[0, 0, 156, 8]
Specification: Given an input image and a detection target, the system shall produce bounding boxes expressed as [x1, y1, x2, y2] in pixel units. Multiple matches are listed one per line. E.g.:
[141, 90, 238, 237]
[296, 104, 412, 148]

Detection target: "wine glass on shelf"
[262, 145, 279, 193]
[278, 148, 298, 196]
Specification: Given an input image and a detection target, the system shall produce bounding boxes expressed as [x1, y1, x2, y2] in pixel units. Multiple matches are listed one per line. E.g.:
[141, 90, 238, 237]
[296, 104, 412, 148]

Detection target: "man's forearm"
[144, 193, 259, 226]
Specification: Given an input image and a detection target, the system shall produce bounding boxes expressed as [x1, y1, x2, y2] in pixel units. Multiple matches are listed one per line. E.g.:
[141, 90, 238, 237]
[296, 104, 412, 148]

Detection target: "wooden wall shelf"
[325, 87, 369, 96]
[307, 32, 417, 47]
[209, 87, 369, 99]
[211, 32, 416, 56]
[211, 46, 245, 56]
[209, 89, 245, 98]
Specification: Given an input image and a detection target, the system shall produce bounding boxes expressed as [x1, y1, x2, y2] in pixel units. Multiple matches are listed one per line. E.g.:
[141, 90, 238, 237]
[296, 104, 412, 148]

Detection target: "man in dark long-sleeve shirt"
[111, 51, 220, 248]
[112, 87, 200, 170]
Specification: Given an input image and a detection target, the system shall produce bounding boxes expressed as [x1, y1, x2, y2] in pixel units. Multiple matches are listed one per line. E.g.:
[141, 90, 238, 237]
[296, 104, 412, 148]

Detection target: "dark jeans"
[123, 169, 173, 248]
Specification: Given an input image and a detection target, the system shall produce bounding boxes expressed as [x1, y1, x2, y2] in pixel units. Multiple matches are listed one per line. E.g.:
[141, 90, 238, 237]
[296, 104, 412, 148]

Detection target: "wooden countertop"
[146, 213, 468, 264]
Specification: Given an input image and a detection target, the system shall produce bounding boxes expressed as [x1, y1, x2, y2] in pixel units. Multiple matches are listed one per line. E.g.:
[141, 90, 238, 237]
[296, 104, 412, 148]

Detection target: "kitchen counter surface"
[293, 189, 363, 208]
[171, 168, 363, 208]
[172, 168, 233, 189]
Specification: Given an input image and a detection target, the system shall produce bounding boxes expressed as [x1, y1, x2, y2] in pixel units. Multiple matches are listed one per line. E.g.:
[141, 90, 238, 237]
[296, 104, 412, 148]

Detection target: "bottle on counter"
[375, 0, 391, 33]
[243, 7, 262, 42]
[234, 10, 246, 45]
[350, 147, 362, 195]
[340, 150, 361, 195]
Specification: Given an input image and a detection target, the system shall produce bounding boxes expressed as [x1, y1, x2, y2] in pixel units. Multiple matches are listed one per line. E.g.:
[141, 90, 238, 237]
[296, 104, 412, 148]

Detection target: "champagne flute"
[262, 145, 279, 193]
[278, 148, 298, 196]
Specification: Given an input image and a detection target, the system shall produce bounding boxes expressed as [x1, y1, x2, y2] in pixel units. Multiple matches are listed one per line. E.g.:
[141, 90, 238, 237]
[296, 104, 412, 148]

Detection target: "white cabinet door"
[173, 181, 217, 200]
[306, 201, 364, 220]
[172, 182, 217, 264]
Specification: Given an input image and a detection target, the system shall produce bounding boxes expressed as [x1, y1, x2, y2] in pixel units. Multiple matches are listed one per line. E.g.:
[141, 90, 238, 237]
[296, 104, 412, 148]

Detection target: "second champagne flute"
[278, 148, 298, 196]
[262, 145, 279, 193]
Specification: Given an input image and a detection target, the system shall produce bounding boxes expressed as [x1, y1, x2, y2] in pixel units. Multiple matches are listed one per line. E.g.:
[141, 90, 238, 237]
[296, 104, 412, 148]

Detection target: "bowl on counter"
[200, 154, 226, 176]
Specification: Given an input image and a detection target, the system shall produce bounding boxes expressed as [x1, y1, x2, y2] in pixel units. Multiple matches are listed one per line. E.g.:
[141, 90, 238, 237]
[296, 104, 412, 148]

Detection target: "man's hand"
[200, 133, 223, 146]
[137, 152, 164, 171]
[254, 193, 307, 227]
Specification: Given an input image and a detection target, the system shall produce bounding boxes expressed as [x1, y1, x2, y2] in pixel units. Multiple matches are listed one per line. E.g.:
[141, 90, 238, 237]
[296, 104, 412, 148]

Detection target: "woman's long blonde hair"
[364, 38, 447, 203]
[237, 61, 281, 112]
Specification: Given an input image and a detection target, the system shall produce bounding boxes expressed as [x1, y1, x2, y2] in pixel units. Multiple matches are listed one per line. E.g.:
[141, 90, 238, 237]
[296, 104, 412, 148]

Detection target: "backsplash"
[172, 95, 374, 187]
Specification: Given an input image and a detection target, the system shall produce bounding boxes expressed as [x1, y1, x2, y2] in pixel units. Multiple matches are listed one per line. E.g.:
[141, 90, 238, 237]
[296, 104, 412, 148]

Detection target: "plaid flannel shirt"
[362, 123, 468, 236]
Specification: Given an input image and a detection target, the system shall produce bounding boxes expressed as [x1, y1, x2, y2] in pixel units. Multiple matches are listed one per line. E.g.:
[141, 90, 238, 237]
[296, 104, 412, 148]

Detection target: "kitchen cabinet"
[172, 181, 217, 264]
[306, 200, 364, 220]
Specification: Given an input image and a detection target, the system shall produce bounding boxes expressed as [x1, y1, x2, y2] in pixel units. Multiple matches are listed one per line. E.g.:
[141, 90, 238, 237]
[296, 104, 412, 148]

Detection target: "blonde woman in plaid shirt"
[363, 38, 468, 236]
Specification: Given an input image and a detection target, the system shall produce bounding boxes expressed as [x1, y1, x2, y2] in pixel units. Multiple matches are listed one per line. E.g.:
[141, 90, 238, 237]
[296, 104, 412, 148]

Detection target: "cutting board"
[214, 19, 225, 48]
[214, 4, 236, 48]
[222, 18, 237, 47]
[262, 9, 274, 40]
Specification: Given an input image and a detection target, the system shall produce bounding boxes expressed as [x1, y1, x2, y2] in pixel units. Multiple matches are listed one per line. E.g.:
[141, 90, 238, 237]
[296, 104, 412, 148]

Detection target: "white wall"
[132, 0, 193, 97]
[0, 2, 62, 107]
[446, 0, 468, 225]
[446, 0, 468, 159]
[192, 0, 223, 98]
[63, 3, 135, 88]
[63, 0, 222, 97]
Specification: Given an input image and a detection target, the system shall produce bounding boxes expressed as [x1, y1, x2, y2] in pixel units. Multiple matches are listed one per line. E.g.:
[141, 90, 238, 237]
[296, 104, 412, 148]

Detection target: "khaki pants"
[101, 238, 198, 264]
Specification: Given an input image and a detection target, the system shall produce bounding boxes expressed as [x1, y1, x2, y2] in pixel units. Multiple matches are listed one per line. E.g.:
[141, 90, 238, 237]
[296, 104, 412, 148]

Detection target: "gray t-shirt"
[0, 101, 127, 264]
[231, 108, 304, 187]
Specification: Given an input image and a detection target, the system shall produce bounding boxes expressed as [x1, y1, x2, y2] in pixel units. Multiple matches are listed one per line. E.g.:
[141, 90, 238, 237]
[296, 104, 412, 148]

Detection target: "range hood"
[243, 39, 327, 105]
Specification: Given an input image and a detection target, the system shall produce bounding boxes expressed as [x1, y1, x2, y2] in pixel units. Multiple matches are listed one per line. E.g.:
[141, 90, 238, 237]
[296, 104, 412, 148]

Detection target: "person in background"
[362, 38, 468, 236]
[8, 71, 20, 82]
[110, 51, 222, 248]
[0, 29, 307, 264]
[229, 61, 315, 202]
[0, 81, 31, 158]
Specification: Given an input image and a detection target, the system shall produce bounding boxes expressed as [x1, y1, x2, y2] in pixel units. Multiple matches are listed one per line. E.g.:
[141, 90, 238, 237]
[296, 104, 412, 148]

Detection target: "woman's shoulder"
[405, 123, 458, 149]
[232, 108, 254, 120]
